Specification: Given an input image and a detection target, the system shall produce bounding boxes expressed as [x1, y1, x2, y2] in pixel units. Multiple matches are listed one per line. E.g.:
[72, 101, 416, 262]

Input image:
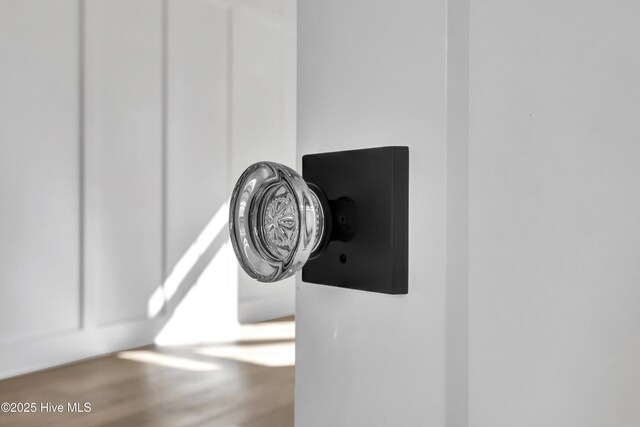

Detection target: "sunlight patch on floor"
[124, 319, 296, 371]
[193, 318, 295, 367]
[117, 350, 222, 372]
[234, 318, 295, 343]
[196, 341, 294, 368]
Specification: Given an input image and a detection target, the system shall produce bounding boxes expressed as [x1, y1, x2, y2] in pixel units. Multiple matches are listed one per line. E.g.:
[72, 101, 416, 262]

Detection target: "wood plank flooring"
[0, 319, 294, 427]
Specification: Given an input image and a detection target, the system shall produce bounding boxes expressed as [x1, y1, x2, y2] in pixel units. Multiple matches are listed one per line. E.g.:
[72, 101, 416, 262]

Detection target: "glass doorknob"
[229, 162, 327, 282]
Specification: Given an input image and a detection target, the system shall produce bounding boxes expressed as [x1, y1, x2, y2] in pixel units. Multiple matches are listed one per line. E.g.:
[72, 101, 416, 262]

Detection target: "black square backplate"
[302, 146, 408, 294]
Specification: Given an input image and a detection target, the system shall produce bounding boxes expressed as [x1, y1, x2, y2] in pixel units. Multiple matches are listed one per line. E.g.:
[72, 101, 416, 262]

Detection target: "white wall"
[84, 0, 164, 327]
[468, 1, 640, 425]
[0, 0, 295, 379]
[0, 0, 81, 345]
[296, 0, 640, 426]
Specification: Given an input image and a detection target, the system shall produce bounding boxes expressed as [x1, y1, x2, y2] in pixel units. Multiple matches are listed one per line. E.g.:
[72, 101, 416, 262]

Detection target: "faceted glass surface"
[260, 184, 299, 260]
[229, 162, 324, 282]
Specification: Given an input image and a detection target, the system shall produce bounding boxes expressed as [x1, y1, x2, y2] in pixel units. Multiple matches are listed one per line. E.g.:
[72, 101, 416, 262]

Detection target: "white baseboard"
[0, 316, 167, 380]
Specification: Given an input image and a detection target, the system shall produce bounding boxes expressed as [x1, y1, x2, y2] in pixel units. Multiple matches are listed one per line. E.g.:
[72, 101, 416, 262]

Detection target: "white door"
[295, 0, 640, 426]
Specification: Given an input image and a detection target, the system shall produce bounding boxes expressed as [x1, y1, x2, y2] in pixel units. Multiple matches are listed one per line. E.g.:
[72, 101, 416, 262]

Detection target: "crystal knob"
[229, 162, 327, 282]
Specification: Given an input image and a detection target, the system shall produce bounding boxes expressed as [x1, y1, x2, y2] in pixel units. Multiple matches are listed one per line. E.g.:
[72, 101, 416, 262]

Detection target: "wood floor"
[0, 319, 294, 427]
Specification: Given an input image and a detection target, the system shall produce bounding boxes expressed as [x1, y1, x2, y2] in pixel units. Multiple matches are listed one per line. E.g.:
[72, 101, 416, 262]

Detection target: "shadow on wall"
[147, 201, 239, 346]
[140, 200, 295, 367]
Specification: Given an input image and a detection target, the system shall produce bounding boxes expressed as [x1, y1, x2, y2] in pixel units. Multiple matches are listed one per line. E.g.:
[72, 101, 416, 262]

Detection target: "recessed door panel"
[0, 0, 81, 343]
[84, 0, 163, 326]
[166, 0, 230, 279]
